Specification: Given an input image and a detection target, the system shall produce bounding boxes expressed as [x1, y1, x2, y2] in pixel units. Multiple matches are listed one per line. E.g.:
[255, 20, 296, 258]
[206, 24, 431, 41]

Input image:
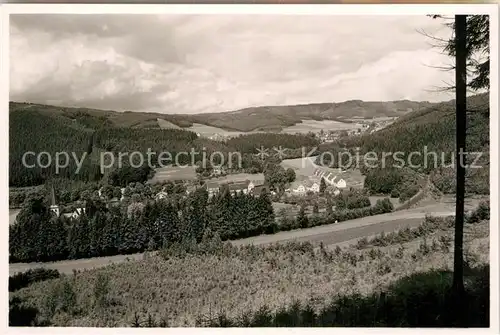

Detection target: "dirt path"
[10, 195, 487, 276]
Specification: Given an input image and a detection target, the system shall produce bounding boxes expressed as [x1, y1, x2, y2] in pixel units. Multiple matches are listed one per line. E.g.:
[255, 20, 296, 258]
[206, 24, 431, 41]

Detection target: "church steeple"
[50, 186, 57, 206]
[49, 186, 60, 217]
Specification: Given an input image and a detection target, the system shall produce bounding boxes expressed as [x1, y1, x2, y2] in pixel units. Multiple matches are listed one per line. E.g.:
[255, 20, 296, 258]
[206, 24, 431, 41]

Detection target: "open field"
[206, 173, 265, 184]
[147, 166, 198, 183]
[187, 123, 245, 138]
[11, 217, 489, 327]
[280, 156, 319, 177]
[280, 156, 365, 188]
[281, 119, 361, 134]
[344, 116, 397, 123]
[157, 118, 182, 130]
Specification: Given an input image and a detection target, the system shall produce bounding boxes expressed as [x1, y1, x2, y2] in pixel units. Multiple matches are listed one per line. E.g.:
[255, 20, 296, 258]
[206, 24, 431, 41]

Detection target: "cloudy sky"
[10, 14, 455, 114]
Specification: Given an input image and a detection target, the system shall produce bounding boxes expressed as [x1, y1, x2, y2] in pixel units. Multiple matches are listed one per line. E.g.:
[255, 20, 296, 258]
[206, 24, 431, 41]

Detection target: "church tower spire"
[49, 186, 60, 217]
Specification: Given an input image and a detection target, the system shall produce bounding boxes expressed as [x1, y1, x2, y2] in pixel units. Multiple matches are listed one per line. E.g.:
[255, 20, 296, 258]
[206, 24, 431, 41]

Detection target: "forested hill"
[315, 93, 490, 195]
[9, 97, 437, 133]
[8, 107, 213, 187]
[189, 99, 436, 132]
[9, 105, 320, 187]
[7, 95, 452, 188]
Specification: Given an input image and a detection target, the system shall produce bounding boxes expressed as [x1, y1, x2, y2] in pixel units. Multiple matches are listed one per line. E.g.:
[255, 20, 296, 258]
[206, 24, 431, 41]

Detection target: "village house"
[252, 184, 269, 196]
[62, 207, 86, 220]
[289, 180, 320, 194]
[204, 179, 265, 198]
[309, 181, 320, 193]
[227, 181, 250, 195]
[313, 168, 347, 189]
[185, 184, 200, 195]
[205, 181, 221, 198]
[106, 198, 121, 208]
[98, 186, 127, 202]
[155, 190, 168, 201]
[336, 178, 347, 189]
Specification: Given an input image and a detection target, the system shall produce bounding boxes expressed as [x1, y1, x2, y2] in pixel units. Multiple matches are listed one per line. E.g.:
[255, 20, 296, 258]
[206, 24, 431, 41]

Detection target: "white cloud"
[10, 14, 454, 114]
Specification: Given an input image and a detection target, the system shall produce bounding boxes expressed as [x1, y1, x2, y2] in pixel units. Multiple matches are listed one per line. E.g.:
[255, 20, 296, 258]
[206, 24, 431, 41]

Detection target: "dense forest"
[10, 102, 327, 188]
[9, 187, 275, 263]
[9, 182, 396, 263]
[9, 109, 97, 187]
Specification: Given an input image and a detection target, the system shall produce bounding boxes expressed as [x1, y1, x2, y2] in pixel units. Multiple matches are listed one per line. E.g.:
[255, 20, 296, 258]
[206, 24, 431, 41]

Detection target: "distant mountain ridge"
[9, 98, 438, 133]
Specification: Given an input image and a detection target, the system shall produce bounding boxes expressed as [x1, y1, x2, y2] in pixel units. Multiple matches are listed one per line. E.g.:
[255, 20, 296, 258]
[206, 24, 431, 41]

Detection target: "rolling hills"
[9, 94, 485, 188]
[9, 98, 437, 133]
[316, 93, 490, 195]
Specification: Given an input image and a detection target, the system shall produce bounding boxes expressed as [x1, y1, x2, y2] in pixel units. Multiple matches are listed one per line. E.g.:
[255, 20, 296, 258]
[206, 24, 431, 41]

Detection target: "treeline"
[332, 189, 371, 210]
[363, 167, 423, 201]
[9, 188, 275, 263]
[279, 198, 394, 231]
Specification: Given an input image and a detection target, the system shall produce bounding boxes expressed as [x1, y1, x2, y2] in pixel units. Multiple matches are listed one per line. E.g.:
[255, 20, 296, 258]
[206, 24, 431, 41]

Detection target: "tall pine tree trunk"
[453, 14, 467, 296]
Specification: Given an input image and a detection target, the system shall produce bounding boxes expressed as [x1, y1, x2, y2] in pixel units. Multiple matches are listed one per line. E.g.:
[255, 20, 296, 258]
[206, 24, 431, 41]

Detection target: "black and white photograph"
[4, 4, 498, 329]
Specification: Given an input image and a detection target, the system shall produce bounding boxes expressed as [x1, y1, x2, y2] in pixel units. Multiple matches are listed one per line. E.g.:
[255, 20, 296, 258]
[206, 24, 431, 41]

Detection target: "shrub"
[93, 273, 111, 309]
[372, 198, 394, 215]
[399, 184, 421, 202]
[9, 268, 61, 292]
[196, 266, 489, 327]
[9, 297, 41, 326]
[467, 201, 490, 223]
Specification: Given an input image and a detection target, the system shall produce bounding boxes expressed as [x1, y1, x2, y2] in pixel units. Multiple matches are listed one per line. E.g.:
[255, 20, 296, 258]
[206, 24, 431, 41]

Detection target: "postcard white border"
[0, 3, 498, 334]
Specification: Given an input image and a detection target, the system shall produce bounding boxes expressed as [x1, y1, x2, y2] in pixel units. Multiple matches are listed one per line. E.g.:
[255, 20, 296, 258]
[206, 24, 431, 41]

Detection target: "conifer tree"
[297, 205, 309, 229]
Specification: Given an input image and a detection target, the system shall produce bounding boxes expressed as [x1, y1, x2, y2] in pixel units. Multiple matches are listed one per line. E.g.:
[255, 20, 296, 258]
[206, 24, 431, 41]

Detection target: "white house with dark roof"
[62, 207, 86, 219]
[336, 178, 347, 189]
[290, 180, 320, 194]
[313, 168, 347, 189]
[155, 191, 168, 201]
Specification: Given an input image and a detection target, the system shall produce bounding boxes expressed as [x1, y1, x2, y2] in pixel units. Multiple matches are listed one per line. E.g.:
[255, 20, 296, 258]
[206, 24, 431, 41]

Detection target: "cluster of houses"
[49, 178, 270, 220]
[155, 179, 268, 201]
[284, 168, 347, 196]
[203, 179, 268, 198]
[48, 166, 348, 220]
[313, 168, 347, 188]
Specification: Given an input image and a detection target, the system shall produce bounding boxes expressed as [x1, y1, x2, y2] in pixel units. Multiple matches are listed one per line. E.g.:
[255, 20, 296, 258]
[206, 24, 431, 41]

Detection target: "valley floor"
[9, 194, 486, 276]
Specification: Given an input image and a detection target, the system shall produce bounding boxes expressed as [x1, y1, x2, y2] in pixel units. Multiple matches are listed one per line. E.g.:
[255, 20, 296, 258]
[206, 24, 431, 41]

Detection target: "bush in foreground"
[196, 266, 489, 327]
[9, 268, 61, 292]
